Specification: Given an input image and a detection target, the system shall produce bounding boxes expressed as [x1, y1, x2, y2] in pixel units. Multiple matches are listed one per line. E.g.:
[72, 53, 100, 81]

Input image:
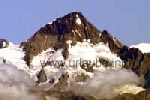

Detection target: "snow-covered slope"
[67, 40, 123, 69]
[130, 43, 150, 53]
[0, 40, 144, 98]
[30, 39, 144, 94]
[32, 39, 123, 74]
[30, 40, 122, 83]
[0, 42, 29, 72]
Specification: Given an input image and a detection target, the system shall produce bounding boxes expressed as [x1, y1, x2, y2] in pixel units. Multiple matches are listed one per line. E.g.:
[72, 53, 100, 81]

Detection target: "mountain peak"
[37, 11, 98, 36]
[21, 12, 123, 66]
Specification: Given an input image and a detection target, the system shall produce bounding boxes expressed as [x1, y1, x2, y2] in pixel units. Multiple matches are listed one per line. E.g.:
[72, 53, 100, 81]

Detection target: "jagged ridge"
[21, 12, 123, 66]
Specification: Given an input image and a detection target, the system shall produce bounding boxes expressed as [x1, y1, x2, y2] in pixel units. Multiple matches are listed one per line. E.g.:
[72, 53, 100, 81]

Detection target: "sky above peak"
[0, 0, 149, 45]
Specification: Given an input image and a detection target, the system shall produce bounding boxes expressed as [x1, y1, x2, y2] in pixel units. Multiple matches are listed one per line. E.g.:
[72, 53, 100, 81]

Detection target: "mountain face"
[118, 46, 150, 88]
[21, 12, 123, 66]
[0, 12, 150, 100]
[19, 12, 150, 99]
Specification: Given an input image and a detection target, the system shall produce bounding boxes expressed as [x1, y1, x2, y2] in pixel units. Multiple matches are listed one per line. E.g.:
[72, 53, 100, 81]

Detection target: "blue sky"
[0, 0, 149, 45]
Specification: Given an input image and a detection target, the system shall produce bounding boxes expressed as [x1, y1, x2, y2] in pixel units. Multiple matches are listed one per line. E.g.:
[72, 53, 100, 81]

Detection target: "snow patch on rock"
[0, 42, 29, 72]
[130, 43, 150, 53]
[67, 40, 123, 70]
[75, 14, 82, 25]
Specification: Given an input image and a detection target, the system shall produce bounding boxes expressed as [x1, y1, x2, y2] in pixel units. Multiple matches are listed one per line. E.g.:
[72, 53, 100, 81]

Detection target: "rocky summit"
[21, 12, 123, 67]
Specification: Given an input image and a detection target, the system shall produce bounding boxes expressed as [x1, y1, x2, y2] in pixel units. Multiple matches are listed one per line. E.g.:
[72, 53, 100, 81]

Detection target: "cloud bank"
[0, 64, 41, 100]
[69, 69, 140, 99]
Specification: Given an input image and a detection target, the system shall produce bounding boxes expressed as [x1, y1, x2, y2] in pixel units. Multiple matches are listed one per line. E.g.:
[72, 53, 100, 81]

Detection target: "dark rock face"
[118, 46, 150, 88]
[21, 12, 122, 66]
[145, 74, 150, 88]
[101, 30, 123, 53]
[0, 39, 9, 48]
[54, 73, 69, 90]
[21, 33, 62, 67]
[99, 57, 112, 67]
[75, 73, 90, 82]
[37, 68, 47, 83]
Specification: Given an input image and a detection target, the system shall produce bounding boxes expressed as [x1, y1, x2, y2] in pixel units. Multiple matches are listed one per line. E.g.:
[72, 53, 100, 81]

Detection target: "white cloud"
[0, 64, 40, 100]
[69, 69, 140, 99]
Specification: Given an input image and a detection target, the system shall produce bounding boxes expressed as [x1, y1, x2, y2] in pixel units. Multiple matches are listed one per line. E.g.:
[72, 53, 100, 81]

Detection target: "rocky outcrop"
[37, 68, 47, 83]
[21, 33, 62, 66]
[0, 39, 9, 48]
[101, 30, 123, 53]
[75, 73, 90, 82]
[118, 46, 150, 88]
[21, 12, 99, 66]
[99, 57, 112, 67]
[54, 73, 69, 90]
[81, 63, 94, 72]
[21, 12, 123, 66]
